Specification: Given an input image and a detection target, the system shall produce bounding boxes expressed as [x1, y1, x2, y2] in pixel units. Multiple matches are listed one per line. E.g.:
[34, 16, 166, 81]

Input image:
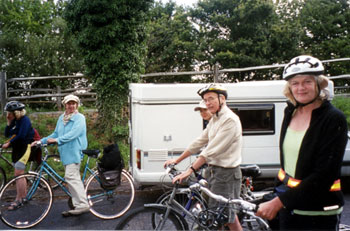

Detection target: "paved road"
[1, 187, 350, 230]
[0, 186, 163, 230]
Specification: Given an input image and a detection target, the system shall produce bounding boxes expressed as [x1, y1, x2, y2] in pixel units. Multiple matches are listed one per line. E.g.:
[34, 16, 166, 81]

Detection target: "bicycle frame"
[27, 144, 101, 200]
[0, 149, 13, 167]
[154, 165, 269, 230]
[154, 184, 198, 230]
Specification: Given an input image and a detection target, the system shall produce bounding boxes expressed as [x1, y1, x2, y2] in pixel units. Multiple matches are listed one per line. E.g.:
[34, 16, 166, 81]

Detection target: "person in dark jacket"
[3, 101, 35, 210]
[256, 55, 348, 230]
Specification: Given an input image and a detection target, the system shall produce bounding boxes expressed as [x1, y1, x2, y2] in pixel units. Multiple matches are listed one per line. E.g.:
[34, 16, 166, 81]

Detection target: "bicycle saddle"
[82, 149, 100, 158]
[240, 164, 261, 178]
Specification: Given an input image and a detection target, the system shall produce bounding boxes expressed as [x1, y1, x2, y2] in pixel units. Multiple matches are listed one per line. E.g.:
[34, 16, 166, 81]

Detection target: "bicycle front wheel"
[0, 173, 53, 229]
[0, 167, 6, 191]
[85, 170, 135, 219]
[38, 154, 64, 189]
[240, 214, 271, 231]
[116, 206, 185, 230]
[156, 189, 207, 229]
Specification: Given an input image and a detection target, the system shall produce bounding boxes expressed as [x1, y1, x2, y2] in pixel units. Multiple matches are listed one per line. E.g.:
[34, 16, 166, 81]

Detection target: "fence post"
[213, 63, 219, 83]
[56, 86, 62, 111]
[0, 72, 7, 114]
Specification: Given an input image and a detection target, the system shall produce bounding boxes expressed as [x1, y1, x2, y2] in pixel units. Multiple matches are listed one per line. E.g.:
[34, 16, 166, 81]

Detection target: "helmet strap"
[216, 94, 223, 116]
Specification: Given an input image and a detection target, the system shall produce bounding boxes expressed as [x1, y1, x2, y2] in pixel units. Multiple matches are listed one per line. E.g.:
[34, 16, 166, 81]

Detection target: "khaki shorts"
[207, 165, 242, 223]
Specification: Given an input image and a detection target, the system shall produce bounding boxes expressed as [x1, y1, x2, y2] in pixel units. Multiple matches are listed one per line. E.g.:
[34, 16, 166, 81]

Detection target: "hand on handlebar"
[172, 168, 192, 184]
[47, 138, 57, 144]
[255, 197, 283, 220]
[2, 142, 10, 149]
[163, 159, 177, 168]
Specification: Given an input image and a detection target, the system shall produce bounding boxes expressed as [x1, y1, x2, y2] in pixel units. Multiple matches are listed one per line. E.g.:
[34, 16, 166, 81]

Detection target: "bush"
[332, 96, 350, 127]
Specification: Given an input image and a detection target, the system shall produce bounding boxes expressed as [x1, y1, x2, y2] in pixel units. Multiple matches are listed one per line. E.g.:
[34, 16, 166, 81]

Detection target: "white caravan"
[128, 80, 350, 186]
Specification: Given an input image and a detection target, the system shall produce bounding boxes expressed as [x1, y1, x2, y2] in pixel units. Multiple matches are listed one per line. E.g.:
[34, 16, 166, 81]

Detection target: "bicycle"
[0, 145, 13, 190]
[155, 163, 269, 229]
[116, 164, 270, 230]
[0, 144, 62, 190]
[0, 142, 135, 229]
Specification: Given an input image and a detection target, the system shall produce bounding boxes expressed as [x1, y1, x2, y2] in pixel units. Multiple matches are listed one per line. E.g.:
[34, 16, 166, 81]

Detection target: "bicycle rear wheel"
[0, 173, 53, 229]
[85, 170, 135, 219]
[116, 206, 185, 230]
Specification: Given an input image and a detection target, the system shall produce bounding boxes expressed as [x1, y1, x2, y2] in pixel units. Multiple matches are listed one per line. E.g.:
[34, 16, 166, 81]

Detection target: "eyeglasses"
[203, 96, 218, 103]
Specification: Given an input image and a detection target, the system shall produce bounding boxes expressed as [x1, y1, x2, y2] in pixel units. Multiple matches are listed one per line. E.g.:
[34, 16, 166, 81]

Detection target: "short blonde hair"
[14, 109, 26, 119]
[283, 75, 330, 106]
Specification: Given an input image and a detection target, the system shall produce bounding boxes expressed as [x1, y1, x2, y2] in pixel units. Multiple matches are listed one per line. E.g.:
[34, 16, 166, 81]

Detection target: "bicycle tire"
[36, 154, 64, 189]
[0, 173, 53, 229]
[239, 213, 271, 231]
[116, 205, 185, 230]
[85, 169, 135, 219]
[156, 189, 207, 228]
[0, 167, 6, 191]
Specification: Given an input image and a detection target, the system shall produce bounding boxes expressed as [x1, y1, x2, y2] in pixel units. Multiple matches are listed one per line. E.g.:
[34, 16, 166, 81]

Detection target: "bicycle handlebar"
[189, 182, 258, 212]
[165, 164, 258, 212]
[165, 164, 179, 180]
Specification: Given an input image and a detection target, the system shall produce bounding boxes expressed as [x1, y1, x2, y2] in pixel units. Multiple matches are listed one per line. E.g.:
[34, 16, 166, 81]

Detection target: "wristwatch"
[190, 166, 196, 173]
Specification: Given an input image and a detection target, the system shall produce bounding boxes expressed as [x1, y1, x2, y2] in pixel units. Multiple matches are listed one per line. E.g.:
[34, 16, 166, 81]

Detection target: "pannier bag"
[97, 162, 122, 190]
[97, 144, 124, 190]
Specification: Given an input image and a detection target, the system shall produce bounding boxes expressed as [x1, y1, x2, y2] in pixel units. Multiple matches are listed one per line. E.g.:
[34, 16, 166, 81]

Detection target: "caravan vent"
[146, 150, 168, 161]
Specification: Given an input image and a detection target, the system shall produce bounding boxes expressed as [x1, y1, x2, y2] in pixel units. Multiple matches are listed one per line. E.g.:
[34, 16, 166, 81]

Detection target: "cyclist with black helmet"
[3, 101, 35, 210]
[256, 55, 348, 230]
[164, 83, 243, 231]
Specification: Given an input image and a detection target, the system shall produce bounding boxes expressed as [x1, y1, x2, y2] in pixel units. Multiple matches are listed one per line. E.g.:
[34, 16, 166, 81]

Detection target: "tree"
[299, 0, 350, 88]
[145, 1, 199, 83]
[0, 0, 84, 99]
[190, 0, 302, 81]
[64, 0, 152, 140]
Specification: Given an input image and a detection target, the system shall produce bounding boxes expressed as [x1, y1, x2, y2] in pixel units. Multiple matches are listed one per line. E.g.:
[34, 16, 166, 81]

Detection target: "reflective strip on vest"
[278, 169, 341, 191]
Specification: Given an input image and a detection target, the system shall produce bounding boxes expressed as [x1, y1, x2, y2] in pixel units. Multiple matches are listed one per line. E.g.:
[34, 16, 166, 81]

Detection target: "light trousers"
[65, 163, 89, 209]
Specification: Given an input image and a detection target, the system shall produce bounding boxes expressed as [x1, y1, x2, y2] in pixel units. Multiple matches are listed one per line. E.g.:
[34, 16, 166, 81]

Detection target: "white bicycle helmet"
[283, 55, 324, 80]
[197, 83, 228, 99]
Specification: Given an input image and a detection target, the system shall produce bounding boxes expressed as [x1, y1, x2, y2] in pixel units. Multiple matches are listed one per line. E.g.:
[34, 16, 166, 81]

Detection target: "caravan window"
[228, 104, 275, 135]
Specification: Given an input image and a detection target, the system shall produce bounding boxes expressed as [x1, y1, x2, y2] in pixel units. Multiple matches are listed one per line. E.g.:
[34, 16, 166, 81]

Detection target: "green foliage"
[187, 0, 301, 81]
[64, 0, 152, 139]
[298, 0, 350, 87]
[145, 1, 198, 82]
[0, 0, 84, 92]
[332, 96, 350, 127]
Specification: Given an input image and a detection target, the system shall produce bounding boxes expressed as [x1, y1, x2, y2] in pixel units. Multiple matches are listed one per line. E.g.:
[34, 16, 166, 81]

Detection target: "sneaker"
[61, 210, 71, 217]
[62, 207, 90, 217]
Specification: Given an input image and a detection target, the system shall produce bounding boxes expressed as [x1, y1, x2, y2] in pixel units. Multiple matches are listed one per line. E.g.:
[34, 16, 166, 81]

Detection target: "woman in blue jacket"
[257, 55, 348, 230]
[36, 94, 89, 216]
